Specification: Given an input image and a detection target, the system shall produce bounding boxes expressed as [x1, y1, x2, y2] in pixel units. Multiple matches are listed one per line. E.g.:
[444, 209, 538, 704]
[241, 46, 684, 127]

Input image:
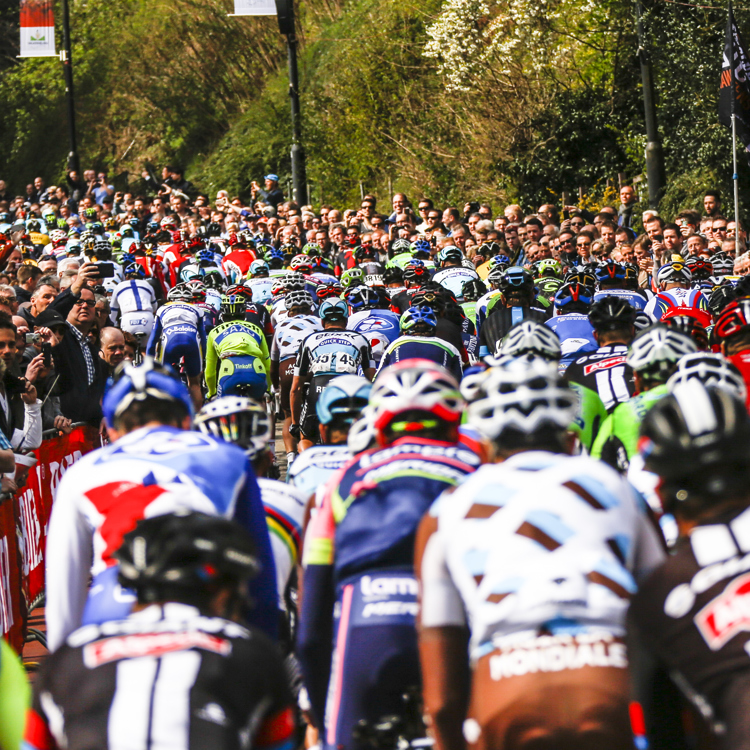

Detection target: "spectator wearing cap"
[251, 174, 284, 209]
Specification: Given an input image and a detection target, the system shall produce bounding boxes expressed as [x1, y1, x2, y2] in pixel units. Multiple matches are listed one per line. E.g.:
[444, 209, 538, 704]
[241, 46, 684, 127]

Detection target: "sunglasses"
[74, 298, 95, 307]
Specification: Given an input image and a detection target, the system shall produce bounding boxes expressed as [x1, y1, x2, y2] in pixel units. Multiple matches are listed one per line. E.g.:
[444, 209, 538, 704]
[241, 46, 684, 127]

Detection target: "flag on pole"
[720, 3, 750, 159]
[229, 0, 276, 17]
[19, 0, 56, 57]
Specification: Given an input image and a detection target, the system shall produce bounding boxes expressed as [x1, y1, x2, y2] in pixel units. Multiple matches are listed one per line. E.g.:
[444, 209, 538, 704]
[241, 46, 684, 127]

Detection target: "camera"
[25, 332, 40, 345]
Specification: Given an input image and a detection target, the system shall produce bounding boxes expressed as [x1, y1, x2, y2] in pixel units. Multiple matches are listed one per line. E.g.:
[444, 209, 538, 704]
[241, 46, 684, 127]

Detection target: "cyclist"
[287, 375, 372, 502]
[712, 298, 750, 409]
[298, 360, 480, 750]
[629, 381, 750, 748]
[546, 281, 598, 370]
[494, 319, 561, 363]
[245, 259, 275, 304]
[145, 284, 206, 409]
[379, 306, 463, 381]
[270, 290, 322, 465]
[591, 325, 696, 470]
[346, 285, 401, 365]
[390, 261, 432, 314]
[28, 512, 295, 750]
[432, 246, 479, 300]
[460, 278, 487, 325]
[204, 291, 270, 400]
[416, 357, 664, 750]
[644, 260, 709, 321]
[592, 260, 648, 310]
[383, 265, 405, 296]
[44, 359, 278, 651]
[109, 262, 158, 345]
[195, 397, 305, 610]
[290, 298, 374, 450]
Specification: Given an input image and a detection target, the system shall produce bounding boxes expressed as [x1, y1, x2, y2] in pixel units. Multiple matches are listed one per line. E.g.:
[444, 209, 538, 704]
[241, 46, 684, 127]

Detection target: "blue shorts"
[217, 356, 268, 399]
[82, 565, 136, 626]
[162, 330, 202, 377]
[325, 569, 420, 750]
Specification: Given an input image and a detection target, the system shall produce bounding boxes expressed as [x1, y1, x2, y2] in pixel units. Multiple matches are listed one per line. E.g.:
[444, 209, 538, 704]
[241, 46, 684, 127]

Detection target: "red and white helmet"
[290, 254, 313, 274]
[370, 359, 464, 445]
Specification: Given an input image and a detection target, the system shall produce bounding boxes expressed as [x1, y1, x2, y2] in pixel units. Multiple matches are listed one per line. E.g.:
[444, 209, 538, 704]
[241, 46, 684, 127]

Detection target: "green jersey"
[205, 319, 270, 397]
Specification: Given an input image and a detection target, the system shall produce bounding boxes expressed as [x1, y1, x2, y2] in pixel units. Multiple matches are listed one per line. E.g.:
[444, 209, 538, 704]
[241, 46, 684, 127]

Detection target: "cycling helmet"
[160, 216, 178, 229]
[634, 311, 653, 333]
[622, 263, 639, 289]
[667, 352, 746, 402]
[194, 397, 272, 460]
[564, 267, 597, 288]
[319, 297, 348, 322]
[410, 288, 445, 313]
[266, 248, 285, 269]
[124, 262, 146, 279]
[370, 360, 463, 444]
[250, 259, 269, 277]
[167, 285, 193, 302]
[316, 375, 372, 426]
[346, 285, 381, 311]
[466, 357, 578, 447]
[595, 260, 626, 285]
[316, 282, 343, 300]
[499, 266, 534, 296]
[196, 248, 215, 264]
[486, 268, 505, 289]
[184, 279, 207, 303]
[384, 266, 404, 285]
[115, 510, 259, 605]
[714, 298, 750, 340]
[536, 278, 564, 300]
[49, 228, 67, 245]
[221, 293, 248, 319]
[290, 254, 313, 274]
[120, 226, 134, 239]
[341, 267, 365, 289]
[302, 242, 322, 256]
[103, 358, 194, 427]
[496, 320, 562, 361]
[657, 260, 692, 286]
[311, 256, 334, 274]
[626, 325, 696, 381]
[92, 238, 112, 259]
[347, 409, 378, 454]
[535, 258, 562, 279]
[712, 253, 735, 277]
[554, 282, 594, 311]
[203, 268, 224, 290]
[391, 238, 412, 257]
[284, 271, 306, 291]
[686, 256, 713, 282]
[462, 278, 487, 301]
[285, 289, 314, 311]
[271, 279, 288, 298]
[488, 254, 511, 271]
[588, 296, 637, 332]
[403, 261, 429, 285]
[121, 252, 136, 266]
[27, 219, 41, 232]
[708, 284, 738, 316]
[410, 238, 432, 258]
[437, 246, 463, 266]
[400, 305, 437, 334]
[640, 380, 750, 511]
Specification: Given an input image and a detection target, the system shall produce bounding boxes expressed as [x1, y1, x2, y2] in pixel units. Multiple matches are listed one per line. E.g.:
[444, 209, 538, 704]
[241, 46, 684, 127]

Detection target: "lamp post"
[60, 0, 79, 173]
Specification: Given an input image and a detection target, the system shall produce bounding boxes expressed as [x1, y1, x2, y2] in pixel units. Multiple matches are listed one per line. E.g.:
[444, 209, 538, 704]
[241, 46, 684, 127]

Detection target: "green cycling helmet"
[341, 267, 365, 289]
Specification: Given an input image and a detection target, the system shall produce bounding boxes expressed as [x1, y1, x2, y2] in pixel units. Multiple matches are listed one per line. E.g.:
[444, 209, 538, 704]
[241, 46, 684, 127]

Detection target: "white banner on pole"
[19, 0, 57, 58]
[230, 0, 276, 16]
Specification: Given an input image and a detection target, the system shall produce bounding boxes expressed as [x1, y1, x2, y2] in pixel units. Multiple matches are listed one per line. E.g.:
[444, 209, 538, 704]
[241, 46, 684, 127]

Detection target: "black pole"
[636, 0, 666, 208]
[286, 30, 307, 205]
[60, 0, 79, 174]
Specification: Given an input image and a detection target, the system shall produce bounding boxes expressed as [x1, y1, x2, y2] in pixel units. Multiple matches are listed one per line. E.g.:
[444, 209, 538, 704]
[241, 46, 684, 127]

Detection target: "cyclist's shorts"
[325, 569, 420, 750]
[217, 356, 268, 400]
[300, 374, 336, 441]
[279, 358, 296, 418]
[162, 329, 202, 377]
[81, 565, 136, 627]
[466, 633, 631, 750]
[121, 311, 155, 340]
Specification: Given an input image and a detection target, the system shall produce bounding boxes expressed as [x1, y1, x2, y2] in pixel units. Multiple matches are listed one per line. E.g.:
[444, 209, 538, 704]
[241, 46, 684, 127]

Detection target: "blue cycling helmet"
[319, 297, 349, 322]
[124, 262, 146, 279]
[554, 282, 594, 310]
[196, 248, 214, 264]
[121, 252, 136, 265]
[595, 260, 626, 284]
[103, 358, 194, 428]
[489, 254, 511, 270]
[410, 239, 432, 257]
[266, 248, 285, 269]
[346, 285, 381, 311]
[316, 375, 372, 426]
[400, 305, 437, 333]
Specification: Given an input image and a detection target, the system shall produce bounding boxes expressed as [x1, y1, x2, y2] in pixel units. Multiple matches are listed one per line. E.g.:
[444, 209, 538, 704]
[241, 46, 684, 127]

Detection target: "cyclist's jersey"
[45, 425, 278, 651]
[567, 382, 608, 453]
[461, 300, 478, 326]
[270, 315, 322, 363]
[475, 290, 503, 337]
[110, 279, 157, 319]
[433, 266, 480, 299]
[221, 248, 256, 282]
[347, 309, 401, 364]
[259, 478, 306, 603]
[145, 302, 205, 357]
[0, 638, 30, 750]
[286, 444, 351, 502]
[26, 603, 295, 750]
[644, 287, 709, 320]
[479, 306, 549, 357]
[545, 313, 597, 370]
[194, 302, 219, 332]
[419, 451, 664, 662]
[629, 504, 750, 725]
[245, 277, 275, 304]
[564, 345, 635, 412]
[590, 384, 669, 471]
[205, 320, 271, 398]
[378, 335, 463, 381]
[294, 330, 373, 378]
[593, 288, 648, 311]
[388, 288, 421, 315]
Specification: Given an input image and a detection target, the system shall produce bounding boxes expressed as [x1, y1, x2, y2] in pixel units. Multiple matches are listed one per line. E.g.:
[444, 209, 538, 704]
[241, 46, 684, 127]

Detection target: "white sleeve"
[45, 470, 94, 651]
[420, 522, 467, 628]
[12, 401, 42, 451]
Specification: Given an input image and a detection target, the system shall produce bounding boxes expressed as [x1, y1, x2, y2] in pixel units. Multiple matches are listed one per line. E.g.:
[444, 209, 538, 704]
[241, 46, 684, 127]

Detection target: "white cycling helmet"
[496, 320, 562, 361]
[467, 357, 578, 443]
[194, 397, 272, 460]
[370, 359, 464, 445]
[656, 261, 692, 286]
[667, 352, 747, 402]
[627, 325, 696, 381]
[347, 407, 378, 455]
[284, 290, 314, 311]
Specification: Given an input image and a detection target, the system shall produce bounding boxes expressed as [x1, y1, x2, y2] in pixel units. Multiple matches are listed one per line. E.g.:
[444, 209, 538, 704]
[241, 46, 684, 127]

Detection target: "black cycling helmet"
[564, 267, 597, 289]
[462, 278, 487, 301]
[383, 266, 403, 285]
[588, 296, 637, 332]
[708, 284, 738, 317]
[115, 510, 259, 607]
[640, 380, 750, 515]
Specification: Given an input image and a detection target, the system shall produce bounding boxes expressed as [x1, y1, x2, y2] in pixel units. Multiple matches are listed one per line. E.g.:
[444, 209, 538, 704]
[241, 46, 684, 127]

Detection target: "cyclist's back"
[146, 298, 205, 377]
[347, 308, 400, 364]
[111, 277, 157, 328]
[379, 334, 462, 381]
[564, 344, 634, 412]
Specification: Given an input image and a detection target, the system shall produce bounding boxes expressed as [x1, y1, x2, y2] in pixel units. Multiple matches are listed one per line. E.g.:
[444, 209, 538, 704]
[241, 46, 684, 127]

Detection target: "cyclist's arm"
[290, 375, 304, 425]
[204, 333, 218, 398]
[590, 410, 613, 461]
[145, 311, 162, 357]
[109, 289, 120, 324]
[0, 639, 29, 750]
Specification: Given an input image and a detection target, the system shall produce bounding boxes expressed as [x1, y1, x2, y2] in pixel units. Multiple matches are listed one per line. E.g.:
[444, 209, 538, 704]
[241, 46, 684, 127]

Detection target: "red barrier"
[0, 426, 100, 651]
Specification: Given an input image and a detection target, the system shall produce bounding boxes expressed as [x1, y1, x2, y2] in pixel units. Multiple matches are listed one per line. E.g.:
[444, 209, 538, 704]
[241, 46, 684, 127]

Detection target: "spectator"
[251, 174, 284, 209]
[14, 265, 42, 304]
[98, 326, 126, 388]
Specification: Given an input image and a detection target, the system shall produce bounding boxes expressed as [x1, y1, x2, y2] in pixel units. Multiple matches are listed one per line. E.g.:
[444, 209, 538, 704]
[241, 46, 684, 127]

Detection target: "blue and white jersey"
[110, 278, 157, 319]
[145, 302, 206, 356]
[475, 290, 502, 339]
[294, 330, 374, 377]
[644, 287, 709, 320]
[545, 313, 597, 370]
[44, 425, 278, 652]
[205, 288, 223, 313]
[347, 309, 401, 363]
[245, 277, 274, 305]
[271, 315, 322, 362]
[433, 266, 480, 300]
[592, 289, 648, 311]
[421, 451, 665, 661]
[286, 444, 352, 500]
